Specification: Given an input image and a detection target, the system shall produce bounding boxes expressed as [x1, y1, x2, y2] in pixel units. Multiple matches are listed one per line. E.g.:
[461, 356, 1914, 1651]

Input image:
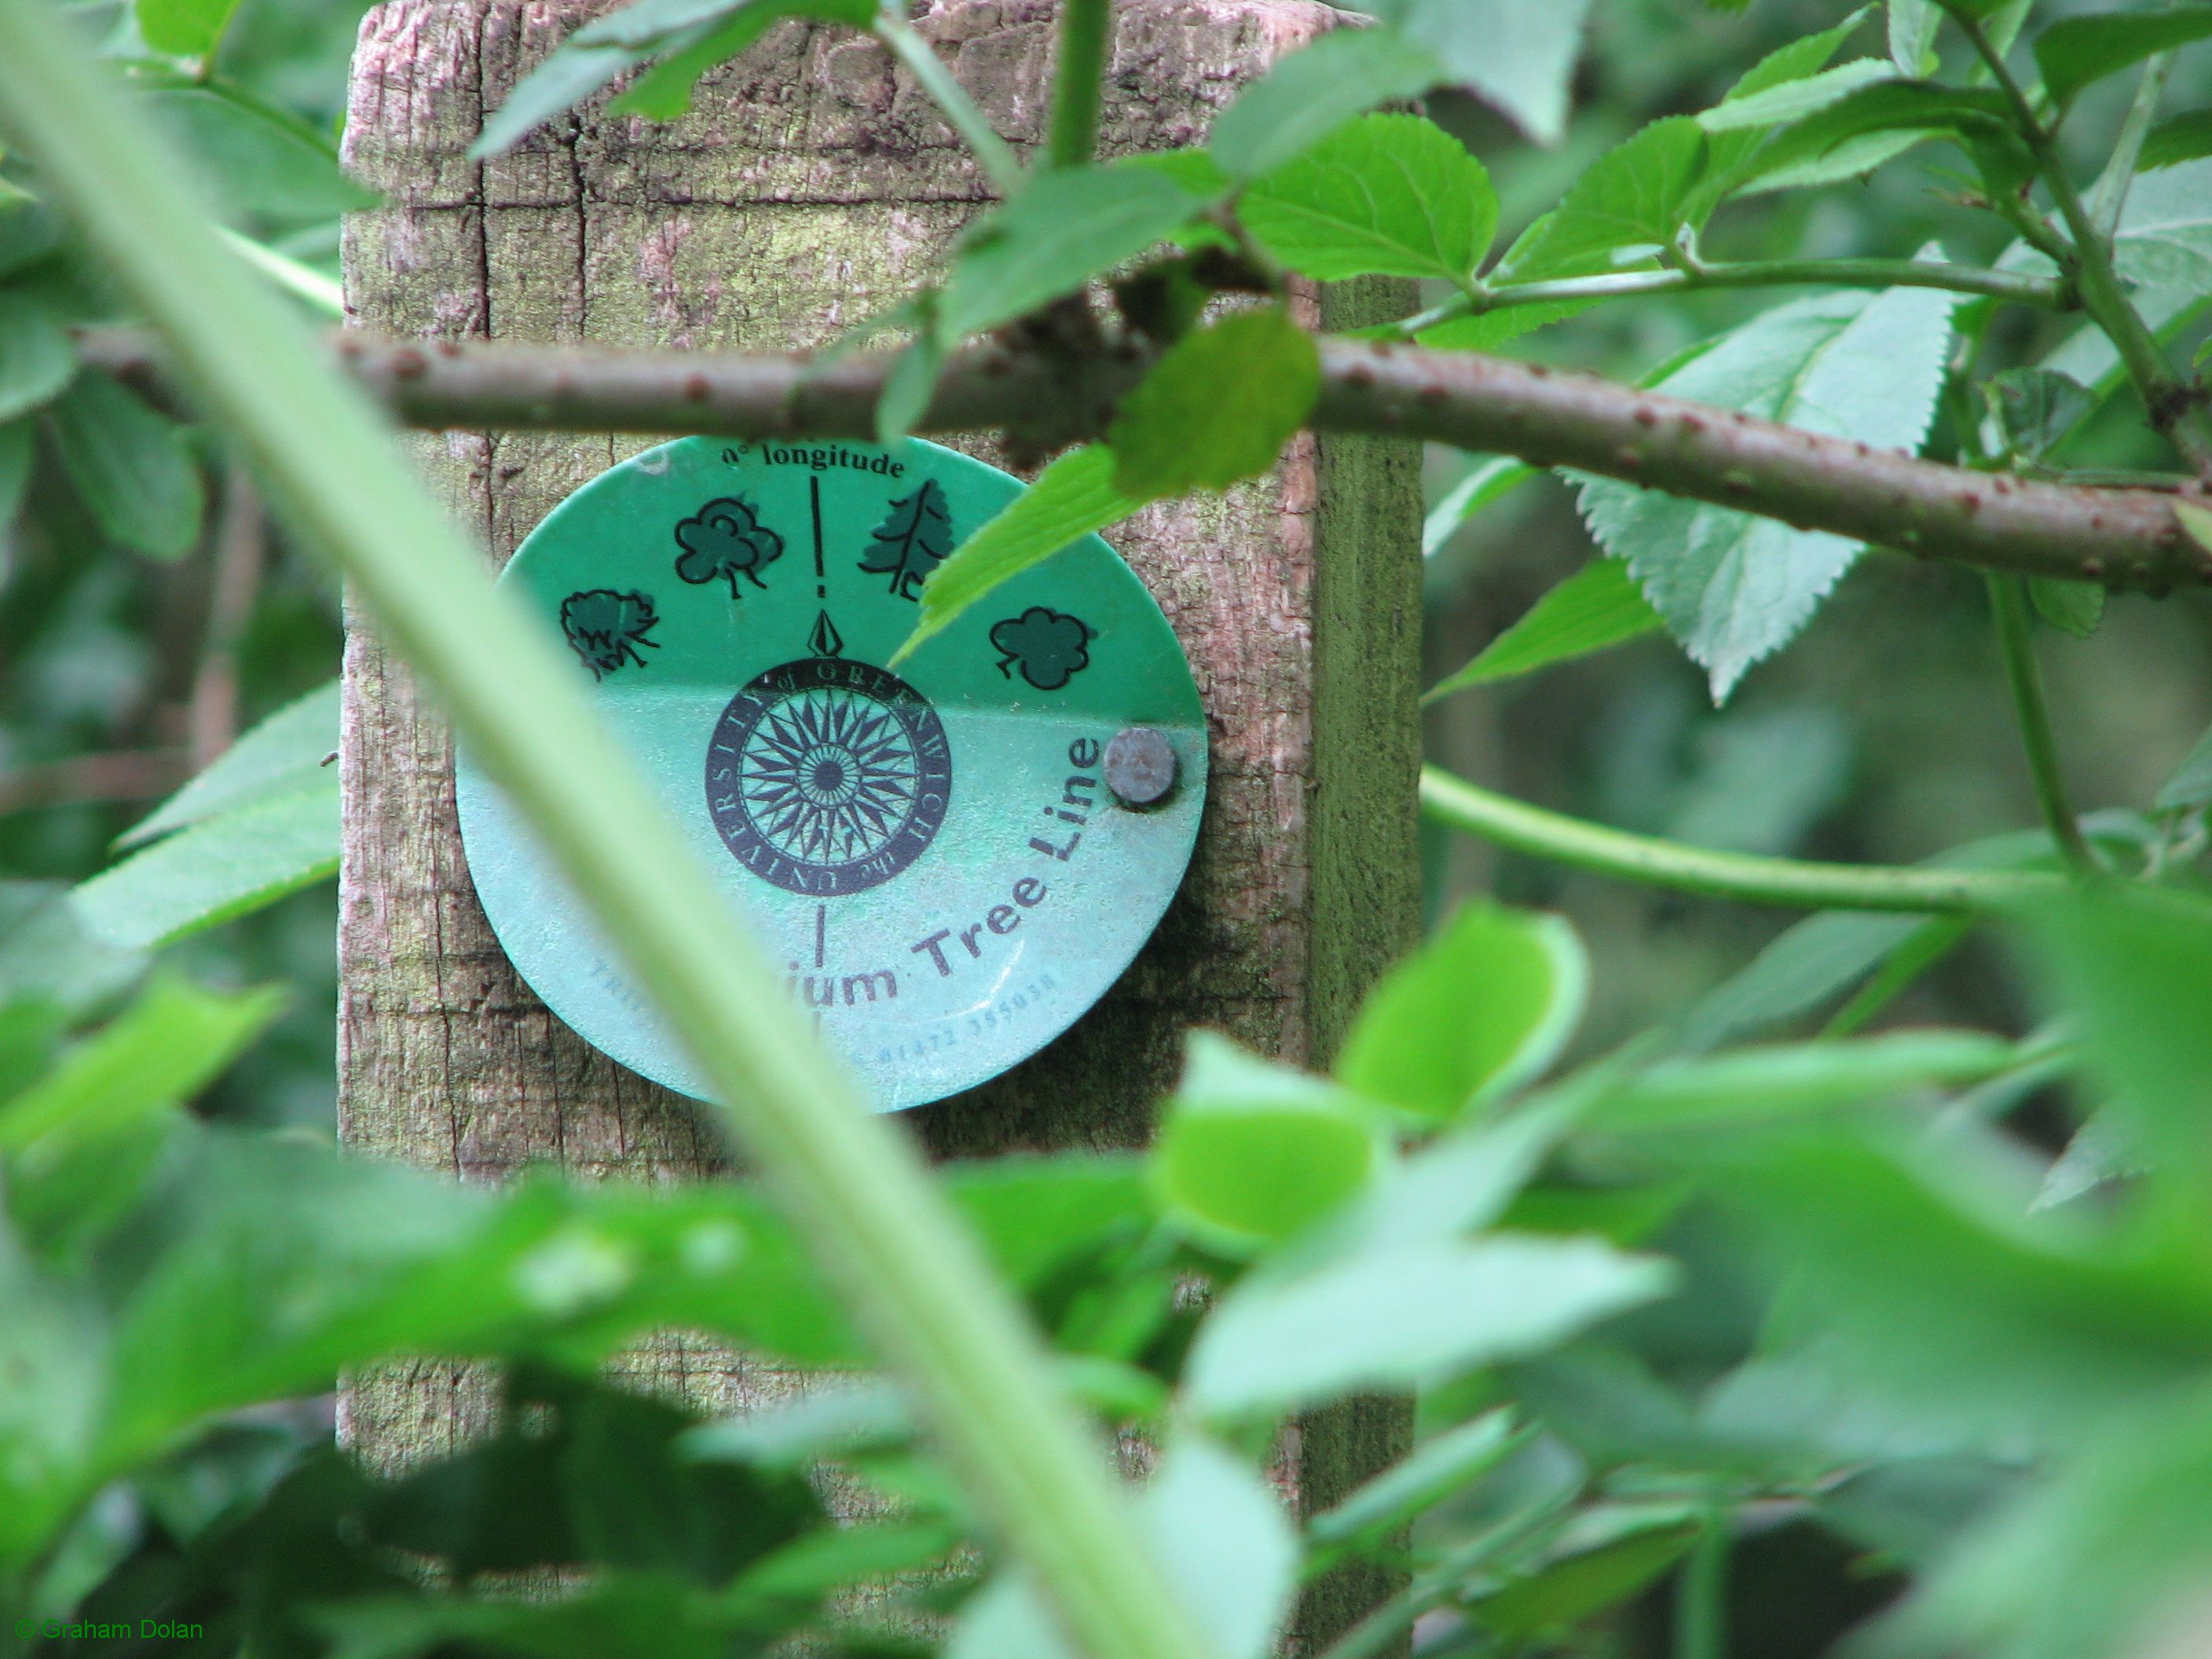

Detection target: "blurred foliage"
[8, 0, 2212, 1656]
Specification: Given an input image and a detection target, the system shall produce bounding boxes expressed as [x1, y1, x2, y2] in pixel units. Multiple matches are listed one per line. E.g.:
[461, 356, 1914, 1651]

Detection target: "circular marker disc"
[455, 435, 1207, 1113]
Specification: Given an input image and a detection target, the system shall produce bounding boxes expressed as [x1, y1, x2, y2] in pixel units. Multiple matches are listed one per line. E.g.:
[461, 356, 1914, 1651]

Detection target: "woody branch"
[77, 326, 2211, 594]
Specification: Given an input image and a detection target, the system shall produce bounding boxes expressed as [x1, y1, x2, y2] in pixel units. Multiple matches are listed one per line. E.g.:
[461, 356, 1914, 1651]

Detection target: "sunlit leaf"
[75, 786, 339, 952]
[1107, 308, 1318, 496]
[1336, 902, 1589, 1122]
[1207, 28, 1446, 180]
[1241, 113, 1496, 284]
[121, 680, 339, 848]
[1577, 283, 1957, 699]
[1423, 559, 1661, 702]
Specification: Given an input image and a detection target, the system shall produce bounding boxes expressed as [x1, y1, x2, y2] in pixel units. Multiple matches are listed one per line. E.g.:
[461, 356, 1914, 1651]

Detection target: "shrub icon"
[991, 606, 1094, 690]
[674, 496, 785, 595]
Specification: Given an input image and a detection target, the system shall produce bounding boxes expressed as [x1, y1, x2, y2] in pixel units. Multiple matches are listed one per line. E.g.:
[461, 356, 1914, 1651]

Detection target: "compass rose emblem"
[706, 657, 951, 895]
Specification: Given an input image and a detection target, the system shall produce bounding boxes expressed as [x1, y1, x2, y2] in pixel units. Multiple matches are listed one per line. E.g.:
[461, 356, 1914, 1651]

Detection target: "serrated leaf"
[0, 294, 73, 423]
[44, 372, 206, 561]
[1351, 0, 1596, 144]
[136, 0, 244, 59]
[75, 785, 339, 953]
[1698, 59, 1895, 132]
[1108, 308, 1318, 496]
[1496, 118, 1706, 282]
[939, 167, 1207, 340]
[1153, 1034, 1386, 1251]
[893, 446, 1139, 665]
[1242, 113, 1496, 284]
[1424, 559, 1661, 701]
[1738, 126, 1932, 195]
[2111, 159, 2212, 290]
[2027, 577, 2104, 639]
[1185, 1235, 1672, 1418]
[1697, 11, 1881, 198]
[1208, 27, 1446, 181]
[1577, 283, 1957, 699]
[122, 681, 340, 848]
[1336, 903, 1590, 1122]
[1730, 82, 2017, 196]
[2034, 5, 2212, 110]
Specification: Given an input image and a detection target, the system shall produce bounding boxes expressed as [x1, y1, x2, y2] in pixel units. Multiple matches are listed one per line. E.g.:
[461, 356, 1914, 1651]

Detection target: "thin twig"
[1419, 766, 2065, 912]
[2089, 51, 2175, 242]
[1985, 573, 2096, 872]
[189, 468, 266, 769]
[0, 749, 189, 819]
[1393, 256, 2067, 339]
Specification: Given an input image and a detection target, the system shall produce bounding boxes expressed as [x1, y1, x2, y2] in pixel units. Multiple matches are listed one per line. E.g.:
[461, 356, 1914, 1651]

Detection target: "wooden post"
[339, 0, 1422, 1646]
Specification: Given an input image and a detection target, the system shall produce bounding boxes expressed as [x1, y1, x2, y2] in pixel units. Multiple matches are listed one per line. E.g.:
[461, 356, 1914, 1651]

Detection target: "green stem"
[1959, 15, 2212, 468]
[1419, 766, 2064, 913]
[1986, 573, 2096, 872]
[875, 13, 1027, 196]
[1672, 1507, 1730, 1659]
[1391, 256, 2066, 338]
[2089, 50, 2174, 241]
[1045, 0, 1109, 168]
[0, 14, 1210, 1659]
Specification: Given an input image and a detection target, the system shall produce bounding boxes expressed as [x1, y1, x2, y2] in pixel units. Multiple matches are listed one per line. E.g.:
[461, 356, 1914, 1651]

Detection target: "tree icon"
[674, 496, 785, 595]
[991, 606, 1095, 690]
[859, 478, 952, 600]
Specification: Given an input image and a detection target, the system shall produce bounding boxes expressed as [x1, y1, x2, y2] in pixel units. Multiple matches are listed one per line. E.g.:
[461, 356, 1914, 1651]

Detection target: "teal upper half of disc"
[454, 434, 1207, 1113]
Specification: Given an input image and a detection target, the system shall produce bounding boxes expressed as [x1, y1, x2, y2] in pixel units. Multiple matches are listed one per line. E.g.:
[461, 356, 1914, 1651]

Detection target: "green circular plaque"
[455, 436, 1207, 1113]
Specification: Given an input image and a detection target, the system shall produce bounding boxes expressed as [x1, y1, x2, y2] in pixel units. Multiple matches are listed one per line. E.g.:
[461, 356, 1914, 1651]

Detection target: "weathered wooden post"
[339, 0, 1421, 1645]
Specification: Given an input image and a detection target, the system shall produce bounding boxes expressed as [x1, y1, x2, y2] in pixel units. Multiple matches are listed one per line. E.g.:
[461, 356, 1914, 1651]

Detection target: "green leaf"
[1697, 59, 1895, 132]
[1729, 82, 2018, 196]
[1107, 308, 1319, 496]
[1891, 0, 1942, 74]
[74, 784, 339, 952]
[2140, 108, 2212, 171]
[939, 166, 1207, 340]
[0, 292, 73, 423]
[604, 0, 873, 119]
[141, 86, 377, 222]
[43, 372, 206, 560]
[1152, 1034, 1386, 1251]
[2155, 720, 2212, 811]
[1737, 126, 1933, 195]
[1351, 0, 1596, 145]
[136, 0, 243, 58]
[2031, 889, 2212, 1193]
[1577, 282, 1957, 699]
[1240, 113, 1496, 284]
[1981, 366, 2093, 462]
[0, 420, 31, 527]
[1307, 1409, 1521, 1556]
[1675, 910, 1937, 1051]
[2110, 159, 2212, 290]
[2027, 577, 2104, 639]
[121, 679, 340, 848]
[2033, 5, 2212, 110]
[1495, 118, 1706, 283]
[1336, 902, 1589, 1122]
[1423, 559, 1661, 702]
[1185, 1235, 1672, 1418]
[1471, 1503, 1701, 1642]
[0, 978, 280, 1159]
[474, 38, 646, 157]
[1590, 1031, 2025, 1134]
[893, 446, 1140, 665]
[1873, 1388, 2212, 1659]
[950, 1437, 1295, 1659]
[1207, 27, 1447, 180]
[1422, 456, 1538, 554]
